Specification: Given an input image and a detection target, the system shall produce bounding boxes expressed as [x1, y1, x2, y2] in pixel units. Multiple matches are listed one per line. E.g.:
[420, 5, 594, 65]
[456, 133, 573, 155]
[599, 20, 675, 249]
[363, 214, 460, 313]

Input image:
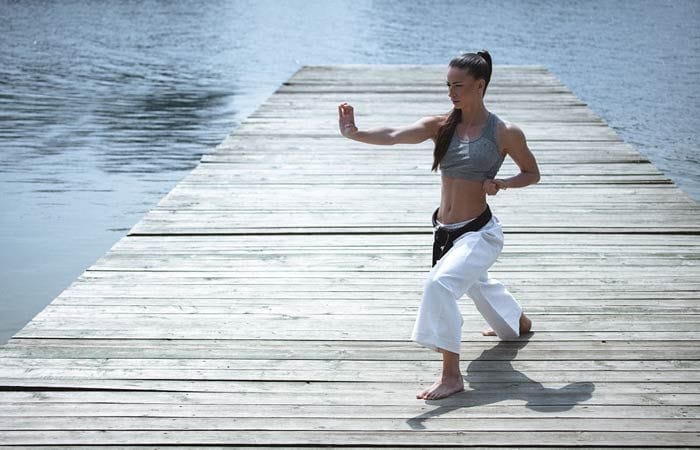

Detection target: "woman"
[337, 50, 539, 400]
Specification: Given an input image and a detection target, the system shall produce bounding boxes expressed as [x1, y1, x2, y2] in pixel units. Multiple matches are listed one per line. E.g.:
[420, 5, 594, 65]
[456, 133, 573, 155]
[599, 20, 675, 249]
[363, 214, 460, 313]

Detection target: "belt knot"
[430, 205, 492, 267]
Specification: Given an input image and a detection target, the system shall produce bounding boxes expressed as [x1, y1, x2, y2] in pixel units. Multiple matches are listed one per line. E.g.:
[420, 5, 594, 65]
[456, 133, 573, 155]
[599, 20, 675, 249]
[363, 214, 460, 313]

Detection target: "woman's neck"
[459, 105, 489, 126]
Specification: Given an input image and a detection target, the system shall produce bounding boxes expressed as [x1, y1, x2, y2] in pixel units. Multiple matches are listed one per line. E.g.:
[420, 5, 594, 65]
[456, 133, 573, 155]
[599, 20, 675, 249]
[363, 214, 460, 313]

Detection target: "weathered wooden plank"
[3, 341, 699, 360]
[128, 219, 700, 235]
[15, 382, 700, 403]
[3, 366, 698, 383]
[210, 138, 643, 149]
[87, 257, 697, 272]
[31, 303, 700, 317]
[14, 319, 700, 338]
[12, 329, 700, 343]
[101, 232, 700, 246]
[0, 403, 694, 420]
[7, 403, 700, 433]
[1, 375, 698, 392]
[1, 417, 698, 433]
[2, 356, 698, 372]
[0, 430, 698, 446]
[181, 169, 670, 181]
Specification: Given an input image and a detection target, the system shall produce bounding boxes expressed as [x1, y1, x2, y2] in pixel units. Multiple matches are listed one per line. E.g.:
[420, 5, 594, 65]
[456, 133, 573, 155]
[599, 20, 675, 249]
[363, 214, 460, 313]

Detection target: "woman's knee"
[423, 274, 455, 300]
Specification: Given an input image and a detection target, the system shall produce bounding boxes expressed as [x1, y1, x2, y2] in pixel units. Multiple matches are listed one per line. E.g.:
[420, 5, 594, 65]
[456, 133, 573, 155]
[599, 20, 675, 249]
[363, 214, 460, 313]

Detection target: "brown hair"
[431, 50, 493, 172]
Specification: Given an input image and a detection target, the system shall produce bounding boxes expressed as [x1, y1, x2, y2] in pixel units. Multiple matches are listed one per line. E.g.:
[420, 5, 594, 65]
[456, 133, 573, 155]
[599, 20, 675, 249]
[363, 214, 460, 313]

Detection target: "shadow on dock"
[408, 338, 596, 430]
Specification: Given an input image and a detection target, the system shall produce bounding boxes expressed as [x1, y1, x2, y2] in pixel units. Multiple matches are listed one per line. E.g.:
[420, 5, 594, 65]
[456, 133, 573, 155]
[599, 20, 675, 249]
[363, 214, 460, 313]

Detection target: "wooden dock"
[1, 64, 699, 447]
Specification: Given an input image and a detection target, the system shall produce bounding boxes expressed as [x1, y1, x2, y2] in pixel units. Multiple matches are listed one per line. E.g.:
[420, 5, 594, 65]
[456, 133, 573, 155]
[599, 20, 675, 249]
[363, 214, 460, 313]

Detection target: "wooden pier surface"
[1, 64, 699, 447]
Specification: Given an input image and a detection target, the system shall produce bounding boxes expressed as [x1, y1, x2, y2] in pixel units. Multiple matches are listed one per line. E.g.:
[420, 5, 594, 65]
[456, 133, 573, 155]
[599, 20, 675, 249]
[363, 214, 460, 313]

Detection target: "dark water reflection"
[0, 0, 698, 343]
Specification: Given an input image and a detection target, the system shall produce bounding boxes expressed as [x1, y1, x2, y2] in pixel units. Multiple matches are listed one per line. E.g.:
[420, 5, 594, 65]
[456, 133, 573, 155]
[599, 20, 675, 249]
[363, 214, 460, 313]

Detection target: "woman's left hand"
[483, 178, 509, 195]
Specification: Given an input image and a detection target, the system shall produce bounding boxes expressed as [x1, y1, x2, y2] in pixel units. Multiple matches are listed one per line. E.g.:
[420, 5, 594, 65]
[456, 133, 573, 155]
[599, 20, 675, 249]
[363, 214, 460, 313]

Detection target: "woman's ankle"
[440, 371, 463, 382]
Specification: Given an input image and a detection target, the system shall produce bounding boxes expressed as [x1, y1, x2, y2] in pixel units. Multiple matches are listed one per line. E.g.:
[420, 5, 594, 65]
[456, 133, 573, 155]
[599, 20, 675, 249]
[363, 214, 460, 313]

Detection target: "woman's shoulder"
[493, 115, 526, 140]
[492, 114, 528, 156]
[413, 114, 449, 143]
[423, 113, 449, 125]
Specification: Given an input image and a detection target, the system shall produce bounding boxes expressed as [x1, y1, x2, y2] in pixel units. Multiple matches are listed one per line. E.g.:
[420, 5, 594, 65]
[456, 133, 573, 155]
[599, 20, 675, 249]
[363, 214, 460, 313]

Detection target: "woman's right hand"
[338, 102, 358, 137]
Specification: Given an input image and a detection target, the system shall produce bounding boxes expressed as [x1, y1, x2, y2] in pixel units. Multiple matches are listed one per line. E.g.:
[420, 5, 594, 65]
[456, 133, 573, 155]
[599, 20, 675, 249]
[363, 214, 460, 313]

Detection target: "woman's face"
[446, 67, 483, 108]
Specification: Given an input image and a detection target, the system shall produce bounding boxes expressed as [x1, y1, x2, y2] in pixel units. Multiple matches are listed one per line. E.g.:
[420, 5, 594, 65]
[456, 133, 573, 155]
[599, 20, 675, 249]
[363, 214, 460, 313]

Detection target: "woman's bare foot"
[416, 348, 464, 400]
[482, 312, 532, 336]
[416, 375, 464, 400]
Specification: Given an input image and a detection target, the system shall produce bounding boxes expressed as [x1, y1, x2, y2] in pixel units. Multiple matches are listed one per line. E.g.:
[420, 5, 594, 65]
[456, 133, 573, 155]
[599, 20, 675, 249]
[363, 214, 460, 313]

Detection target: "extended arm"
[338, 102, 438, 145]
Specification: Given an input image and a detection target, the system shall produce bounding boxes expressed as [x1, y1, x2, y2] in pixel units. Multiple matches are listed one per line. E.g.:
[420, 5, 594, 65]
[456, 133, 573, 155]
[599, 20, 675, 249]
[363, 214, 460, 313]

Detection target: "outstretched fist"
[338, 102, 358, 137]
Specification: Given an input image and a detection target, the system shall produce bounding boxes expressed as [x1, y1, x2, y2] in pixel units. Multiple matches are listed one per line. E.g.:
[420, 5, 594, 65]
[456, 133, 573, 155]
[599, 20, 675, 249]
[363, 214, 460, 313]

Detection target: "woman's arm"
[338, 102, 439, 145]
[484, 122, 540, 195]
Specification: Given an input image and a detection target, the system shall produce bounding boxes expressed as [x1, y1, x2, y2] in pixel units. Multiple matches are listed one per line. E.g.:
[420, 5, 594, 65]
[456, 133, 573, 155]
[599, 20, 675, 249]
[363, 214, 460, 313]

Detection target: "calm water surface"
[1, 0, 698, 343]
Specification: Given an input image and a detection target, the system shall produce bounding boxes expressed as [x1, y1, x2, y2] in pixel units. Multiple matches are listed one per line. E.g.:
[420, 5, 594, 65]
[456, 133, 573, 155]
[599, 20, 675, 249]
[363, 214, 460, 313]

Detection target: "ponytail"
[475, 50, 492, 97]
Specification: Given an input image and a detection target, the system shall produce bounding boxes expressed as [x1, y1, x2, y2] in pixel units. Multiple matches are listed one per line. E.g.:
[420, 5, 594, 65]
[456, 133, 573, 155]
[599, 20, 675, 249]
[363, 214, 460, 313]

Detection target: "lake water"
[1, 0, 698, 344]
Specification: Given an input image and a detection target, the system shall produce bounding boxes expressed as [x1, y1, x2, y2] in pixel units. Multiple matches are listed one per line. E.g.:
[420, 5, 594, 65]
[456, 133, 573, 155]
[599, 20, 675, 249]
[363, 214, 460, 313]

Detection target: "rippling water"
[1, 0, 698, 343]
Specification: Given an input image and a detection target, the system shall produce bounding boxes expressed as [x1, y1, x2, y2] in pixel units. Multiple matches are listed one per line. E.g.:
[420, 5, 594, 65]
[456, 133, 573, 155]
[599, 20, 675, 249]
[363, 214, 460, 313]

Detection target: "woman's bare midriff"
[438, 175, 488, 224]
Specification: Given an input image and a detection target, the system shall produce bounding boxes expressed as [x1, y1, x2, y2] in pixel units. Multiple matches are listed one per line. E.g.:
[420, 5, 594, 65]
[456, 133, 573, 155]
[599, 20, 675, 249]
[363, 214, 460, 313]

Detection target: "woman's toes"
[416, 386, 431, 399]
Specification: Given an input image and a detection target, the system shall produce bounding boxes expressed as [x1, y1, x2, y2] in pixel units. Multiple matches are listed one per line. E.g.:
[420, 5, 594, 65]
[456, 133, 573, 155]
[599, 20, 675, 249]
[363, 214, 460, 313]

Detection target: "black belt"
[432, 204, 492, 267]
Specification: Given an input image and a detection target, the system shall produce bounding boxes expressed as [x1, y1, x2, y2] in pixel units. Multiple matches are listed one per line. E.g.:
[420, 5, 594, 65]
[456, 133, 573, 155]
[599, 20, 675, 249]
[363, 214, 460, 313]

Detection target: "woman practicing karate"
[337, 50, 539, 400]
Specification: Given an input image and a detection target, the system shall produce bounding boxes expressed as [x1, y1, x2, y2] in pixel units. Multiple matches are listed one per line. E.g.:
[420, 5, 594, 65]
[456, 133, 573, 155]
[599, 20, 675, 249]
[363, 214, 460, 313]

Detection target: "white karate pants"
[411, 211, 522, 354]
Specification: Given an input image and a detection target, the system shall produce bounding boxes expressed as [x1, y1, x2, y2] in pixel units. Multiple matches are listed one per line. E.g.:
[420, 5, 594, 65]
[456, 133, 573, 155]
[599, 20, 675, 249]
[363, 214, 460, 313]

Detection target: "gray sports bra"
[439, 111, 505, 181]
